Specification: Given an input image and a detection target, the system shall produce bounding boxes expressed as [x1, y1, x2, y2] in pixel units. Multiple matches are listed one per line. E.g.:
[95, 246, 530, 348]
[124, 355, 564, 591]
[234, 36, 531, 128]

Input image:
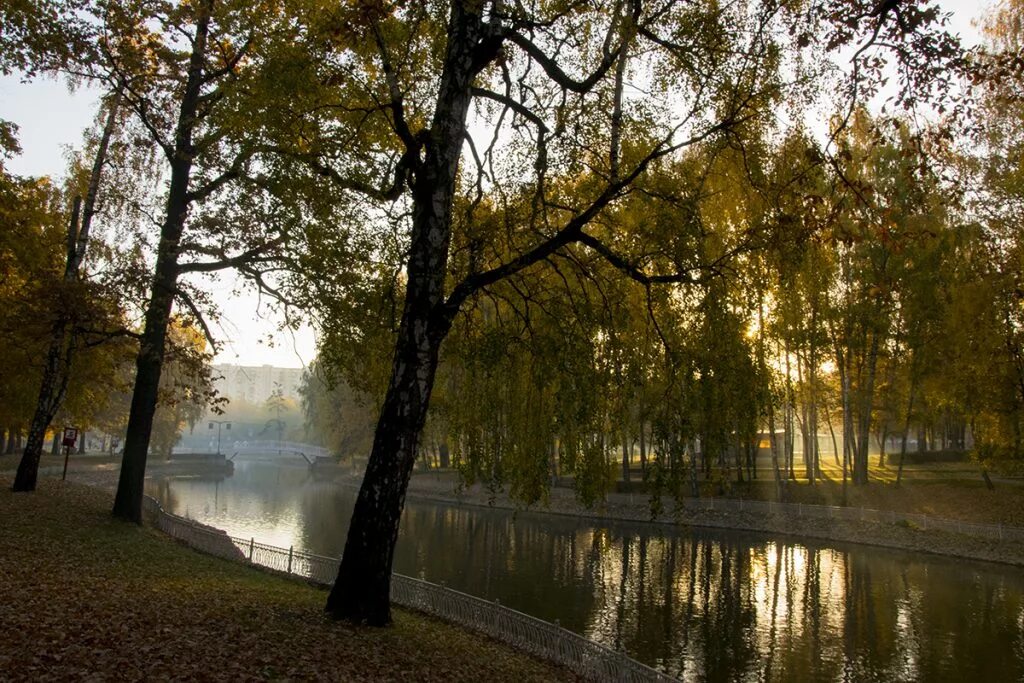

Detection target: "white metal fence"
[606, 492, 1024, 543]
[142, 496, 676, 683]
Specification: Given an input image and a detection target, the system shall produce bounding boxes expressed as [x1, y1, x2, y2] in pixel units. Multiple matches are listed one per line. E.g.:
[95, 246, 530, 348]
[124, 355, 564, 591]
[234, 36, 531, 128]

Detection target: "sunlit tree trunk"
[784, 341, 795, 479]
[854, 330, 880, 484]
[895, 352, 918, 487]
[757, 280, 783, 499]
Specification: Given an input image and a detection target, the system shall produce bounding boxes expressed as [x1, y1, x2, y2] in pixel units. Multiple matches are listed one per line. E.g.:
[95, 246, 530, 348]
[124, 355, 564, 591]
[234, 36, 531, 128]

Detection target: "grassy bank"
[747, 479, 1024, 526]
[414, 460, 1024, 527]
[0, 478, 572, 681]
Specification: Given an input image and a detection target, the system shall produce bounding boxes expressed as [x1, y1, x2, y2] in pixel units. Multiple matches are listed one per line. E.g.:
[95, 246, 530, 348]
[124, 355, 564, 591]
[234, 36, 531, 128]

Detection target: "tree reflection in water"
[148, 460, 1024, 681]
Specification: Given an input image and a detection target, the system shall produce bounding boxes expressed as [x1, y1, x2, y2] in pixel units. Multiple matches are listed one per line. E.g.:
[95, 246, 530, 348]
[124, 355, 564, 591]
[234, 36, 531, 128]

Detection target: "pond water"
[146, 456, 1024, 681]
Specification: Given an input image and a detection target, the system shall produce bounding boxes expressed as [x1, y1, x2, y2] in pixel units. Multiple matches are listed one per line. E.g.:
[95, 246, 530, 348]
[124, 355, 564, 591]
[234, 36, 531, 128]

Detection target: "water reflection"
[147, 459, 1024, 681]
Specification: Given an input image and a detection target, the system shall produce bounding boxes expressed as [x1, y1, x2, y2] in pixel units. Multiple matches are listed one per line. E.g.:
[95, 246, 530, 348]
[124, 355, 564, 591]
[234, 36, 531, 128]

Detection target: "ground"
[0, 477, 574, 682]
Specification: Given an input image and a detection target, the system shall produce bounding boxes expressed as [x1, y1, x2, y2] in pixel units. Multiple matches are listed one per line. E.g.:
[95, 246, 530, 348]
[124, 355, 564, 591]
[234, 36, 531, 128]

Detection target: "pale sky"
[0, 1, 987, 369]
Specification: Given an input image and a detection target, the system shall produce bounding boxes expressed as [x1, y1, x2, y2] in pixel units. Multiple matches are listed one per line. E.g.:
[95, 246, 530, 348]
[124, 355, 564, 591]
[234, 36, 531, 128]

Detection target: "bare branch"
[174, 287, 220, 353]
[503, 28, 623, 93]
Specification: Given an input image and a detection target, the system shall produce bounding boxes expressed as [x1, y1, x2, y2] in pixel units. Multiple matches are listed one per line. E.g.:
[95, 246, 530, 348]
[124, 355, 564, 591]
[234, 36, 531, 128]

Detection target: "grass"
[0, 477, 574, 681]
[0, 451, 119, 472]
[693, 464, 1024, 527]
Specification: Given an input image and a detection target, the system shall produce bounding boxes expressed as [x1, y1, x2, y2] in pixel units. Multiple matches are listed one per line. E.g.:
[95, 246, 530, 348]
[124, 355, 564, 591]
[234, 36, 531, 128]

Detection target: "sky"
[0, 0, 988, 370]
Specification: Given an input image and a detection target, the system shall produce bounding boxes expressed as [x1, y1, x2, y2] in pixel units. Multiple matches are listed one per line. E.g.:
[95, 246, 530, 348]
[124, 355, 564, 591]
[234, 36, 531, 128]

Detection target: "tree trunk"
[854, 330, 880, 485]
[638, 419, 647, 477]
[808, 303, 820, 481]
[895, 363, 918, 487]
[758, 288, 783, 499]
[877, 426, 888, 468]
[112, 4, 210, 522]
[688, 439, 700, 498]
[784, 344, 795, 480]
[839, 351, 851, 506]
[735, 434, 744, 484]
[15, 87, 122, 492]
[13, 199, 82, 491]
[326, 3, 485, 625]
[621, 433, 630, 484]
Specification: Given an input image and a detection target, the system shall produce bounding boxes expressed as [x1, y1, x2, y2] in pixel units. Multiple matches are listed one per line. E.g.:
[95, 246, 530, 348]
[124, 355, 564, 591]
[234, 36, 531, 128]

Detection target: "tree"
[950, 0, 1024, 472]
[100, 0, 293, 522]
[0, 0, 90, 77]
[0, 125, 136, 472]
[13, 88, 121, 491]
[274, 0, 961, 624]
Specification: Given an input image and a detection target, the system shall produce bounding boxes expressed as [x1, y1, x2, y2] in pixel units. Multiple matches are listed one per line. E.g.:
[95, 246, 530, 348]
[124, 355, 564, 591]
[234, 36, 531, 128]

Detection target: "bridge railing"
[230, 440, 332, 458]
[142, 496, 677, 683]
[173, 441, 332, 459]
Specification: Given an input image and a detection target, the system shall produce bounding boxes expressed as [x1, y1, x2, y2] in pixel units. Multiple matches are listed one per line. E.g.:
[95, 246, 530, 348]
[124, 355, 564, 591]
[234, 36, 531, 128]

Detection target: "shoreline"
[50, 459, 1024, 570]
[399, 473, 1024, 569]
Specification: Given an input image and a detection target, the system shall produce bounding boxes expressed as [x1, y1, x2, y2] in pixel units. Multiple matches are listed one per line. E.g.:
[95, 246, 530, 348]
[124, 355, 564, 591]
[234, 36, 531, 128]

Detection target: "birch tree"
[269, 0, 960, 624]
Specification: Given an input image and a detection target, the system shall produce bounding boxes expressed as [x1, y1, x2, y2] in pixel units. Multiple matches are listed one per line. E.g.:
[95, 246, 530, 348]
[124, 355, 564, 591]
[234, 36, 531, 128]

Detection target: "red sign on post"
[62, 427, 78, 447]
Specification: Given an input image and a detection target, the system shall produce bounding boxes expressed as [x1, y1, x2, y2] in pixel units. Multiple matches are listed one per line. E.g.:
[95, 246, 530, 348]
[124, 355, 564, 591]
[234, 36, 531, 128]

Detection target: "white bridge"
[173, 440, 333, 465]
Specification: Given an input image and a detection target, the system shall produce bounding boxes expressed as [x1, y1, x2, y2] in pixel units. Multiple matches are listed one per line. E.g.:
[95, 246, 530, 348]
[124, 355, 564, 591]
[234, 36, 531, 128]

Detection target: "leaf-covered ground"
[0, 478, 574, 681]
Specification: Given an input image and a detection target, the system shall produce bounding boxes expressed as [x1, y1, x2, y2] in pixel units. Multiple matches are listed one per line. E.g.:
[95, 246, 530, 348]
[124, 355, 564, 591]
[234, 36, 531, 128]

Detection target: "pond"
[146, 456, 1024, 681]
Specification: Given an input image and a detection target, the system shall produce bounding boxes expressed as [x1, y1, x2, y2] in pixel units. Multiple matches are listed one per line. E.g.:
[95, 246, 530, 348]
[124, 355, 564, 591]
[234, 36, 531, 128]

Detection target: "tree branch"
[174, 287, 220, 353]
[179, 235, 287, 274]
[502, 28, 623, 93]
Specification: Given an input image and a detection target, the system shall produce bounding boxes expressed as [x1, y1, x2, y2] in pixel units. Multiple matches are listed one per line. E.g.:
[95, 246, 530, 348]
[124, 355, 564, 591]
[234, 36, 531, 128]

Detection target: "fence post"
[249, 537, 255, 562]
[287, 545, 293, 574]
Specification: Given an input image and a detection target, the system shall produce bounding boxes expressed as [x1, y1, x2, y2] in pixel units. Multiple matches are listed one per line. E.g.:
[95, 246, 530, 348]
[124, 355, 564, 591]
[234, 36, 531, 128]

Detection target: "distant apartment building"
[212, 364, 304, 404]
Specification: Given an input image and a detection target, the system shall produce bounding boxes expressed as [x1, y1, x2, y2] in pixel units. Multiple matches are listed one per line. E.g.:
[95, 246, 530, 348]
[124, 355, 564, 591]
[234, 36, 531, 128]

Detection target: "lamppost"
[263, 418, 285, 455]
[209, 420, 231, 455]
